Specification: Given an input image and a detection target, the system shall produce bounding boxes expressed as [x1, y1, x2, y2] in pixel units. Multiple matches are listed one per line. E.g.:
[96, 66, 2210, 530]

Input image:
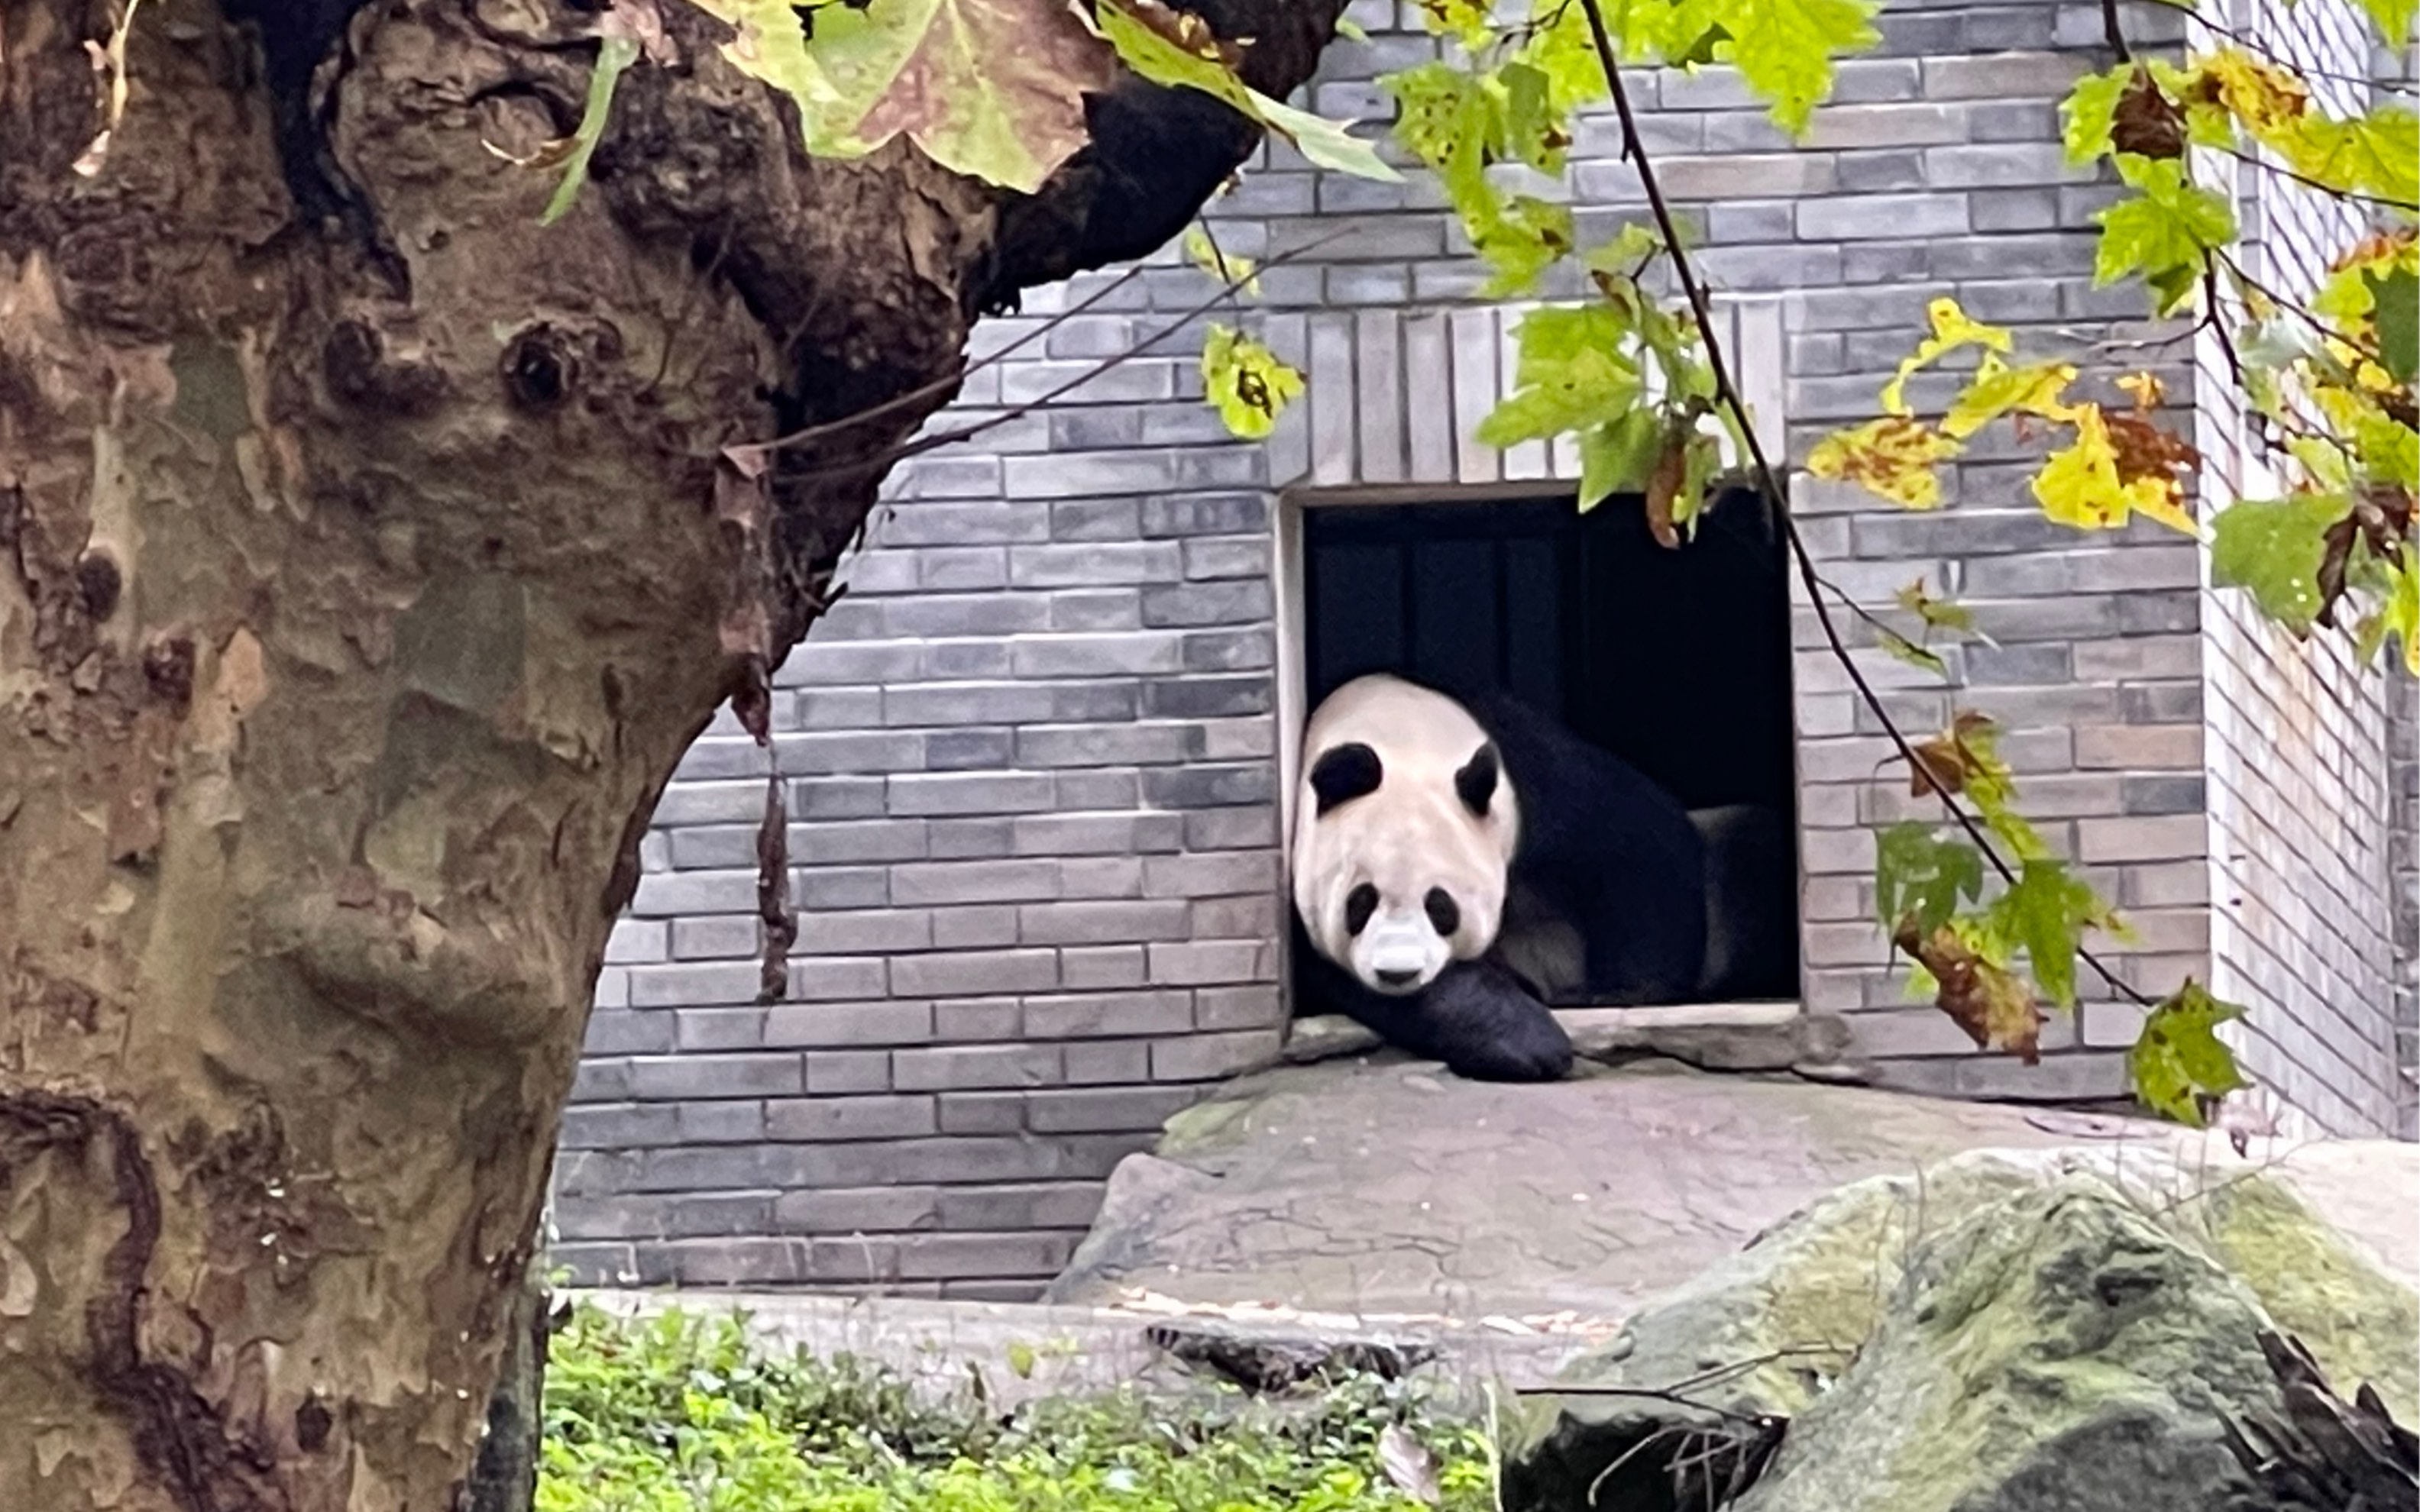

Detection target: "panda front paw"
[1443, 1014, 1574, 1082]
[1422, 959, 1574, 1083]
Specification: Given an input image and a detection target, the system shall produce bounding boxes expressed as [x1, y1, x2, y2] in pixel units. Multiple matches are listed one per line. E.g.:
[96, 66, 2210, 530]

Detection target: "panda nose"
[1375, 968, 1421, 988]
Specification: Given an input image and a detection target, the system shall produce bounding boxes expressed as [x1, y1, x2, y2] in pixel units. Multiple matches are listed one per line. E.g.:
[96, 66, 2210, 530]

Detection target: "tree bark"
[0, 2, 1339, 1508]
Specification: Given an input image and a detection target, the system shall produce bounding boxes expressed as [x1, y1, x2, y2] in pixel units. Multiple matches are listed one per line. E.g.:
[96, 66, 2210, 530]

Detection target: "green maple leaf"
[1477, 305, 1642, 447]
[1475, 196, 1577, 297]
[2209, 494, 2352, 632]
[1988, 858, 2109, 1010]
[1201, 325, 1305, 439]
[1877, 822, 1984, 938]
[2094, 156, 2237, 312]
[2354, 0, 2418, 44]
[694, 0, 1112, 192]
[542, 32, 641, 225]
[2128, 981, 2251, 1127]
[1577, 411, 1665, 512]
[2280, 107, 2420, 210]
[1724, 0, 1880, 134]
[1097, 0, 1399, 181]
[2366, 267, 2419, 385]
[2059, 63, 2134, 165]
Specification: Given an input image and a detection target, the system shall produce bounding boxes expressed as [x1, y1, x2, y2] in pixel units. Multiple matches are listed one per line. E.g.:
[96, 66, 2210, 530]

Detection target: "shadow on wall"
[1293, 486, 1800, 1010]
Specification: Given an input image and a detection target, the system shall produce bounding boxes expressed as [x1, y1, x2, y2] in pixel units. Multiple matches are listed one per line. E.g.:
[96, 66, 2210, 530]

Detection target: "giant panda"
[1290, 672, 1762, 1082]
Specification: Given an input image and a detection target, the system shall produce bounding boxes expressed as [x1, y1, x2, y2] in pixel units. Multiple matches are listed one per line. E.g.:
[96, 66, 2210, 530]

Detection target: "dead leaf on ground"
[1379, 1423, 1441, 1505]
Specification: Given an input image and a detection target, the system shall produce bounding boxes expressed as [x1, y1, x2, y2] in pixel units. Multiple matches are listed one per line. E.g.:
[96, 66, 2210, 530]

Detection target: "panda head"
[1290, 676, 1520, 997]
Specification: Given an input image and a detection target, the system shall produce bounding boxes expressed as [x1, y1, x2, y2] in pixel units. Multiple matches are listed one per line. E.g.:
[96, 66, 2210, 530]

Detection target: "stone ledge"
[1281, 1003, 1863, 1081]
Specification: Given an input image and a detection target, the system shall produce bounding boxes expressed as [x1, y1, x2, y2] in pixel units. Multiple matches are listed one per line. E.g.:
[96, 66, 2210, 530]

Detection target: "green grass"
[539, 1304, 1498, 1512]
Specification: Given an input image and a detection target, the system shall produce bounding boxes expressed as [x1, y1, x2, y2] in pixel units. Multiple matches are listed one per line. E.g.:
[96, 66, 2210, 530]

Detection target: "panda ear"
[1455, 744, 1500, 817]
[1309, 743, 1383, 815]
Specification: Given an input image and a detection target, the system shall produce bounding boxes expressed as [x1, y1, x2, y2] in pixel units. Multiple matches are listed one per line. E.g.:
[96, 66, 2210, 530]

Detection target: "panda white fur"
[1289, 672, 1720, 1081]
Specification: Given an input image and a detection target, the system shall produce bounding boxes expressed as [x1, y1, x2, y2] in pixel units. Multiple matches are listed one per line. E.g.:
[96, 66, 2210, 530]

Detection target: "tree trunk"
[0, 2, 1338, 1508]
[461, 1248, 548, 1512]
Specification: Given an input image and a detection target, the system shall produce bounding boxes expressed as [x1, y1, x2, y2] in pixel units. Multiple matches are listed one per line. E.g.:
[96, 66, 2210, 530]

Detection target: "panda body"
[1289, 672, 1710, 1081]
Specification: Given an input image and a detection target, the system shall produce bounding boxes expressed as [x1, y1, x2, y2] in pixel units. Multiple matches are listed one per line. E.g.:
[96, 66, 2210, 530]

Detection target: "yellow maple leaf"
[1881, 298, 2014, 417]
[1945, 353, 2079, 438]
[2033, 403, 2201, 537]
[2194, 48, 2308, 141]
[1810, 416, 1962, 509]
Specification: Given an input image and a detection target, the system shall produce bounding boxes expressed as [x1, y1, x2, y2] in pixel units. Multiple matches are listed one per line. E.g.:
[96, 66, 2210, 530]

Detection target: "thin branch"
[2141, 0, 2420, 96]
[767, 230, 1348, 488]
[1573, 0, 2156, 1009]
[2217, 144, 2420, 215]
[728, 264, 1150, 465]
[2101, 0, 2134, 62]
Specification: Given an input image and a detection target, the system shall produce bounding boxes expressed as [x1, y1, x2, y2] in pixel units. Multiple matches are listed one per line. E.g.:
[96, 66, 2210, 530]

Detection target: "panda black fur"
[1289, 673, 1709, 1082]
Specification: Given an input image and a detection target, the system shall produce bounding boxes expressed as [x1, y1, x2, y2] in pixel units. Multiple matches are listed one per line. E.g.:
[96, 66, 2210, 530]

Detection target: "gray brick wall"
[555, 0, 2418, 1294]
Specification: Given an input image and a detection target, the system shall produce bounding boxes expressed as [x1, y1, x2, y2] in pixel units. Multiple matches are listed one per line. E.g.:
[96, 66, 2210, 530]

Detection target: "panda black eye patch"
[1424, 888, 1460, 936]
[1454, 744, 1499, 816]
[1344, 883, 1380, 936]
[1309, 742, 1384, 815]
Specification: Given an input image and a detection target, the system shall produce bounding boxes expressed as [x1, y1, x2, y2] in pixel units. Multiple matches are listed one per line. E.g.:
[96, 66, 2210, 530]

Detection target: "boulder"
[1731, 1178, 2279, 1512]
[1505, 1150, 2416, 1511]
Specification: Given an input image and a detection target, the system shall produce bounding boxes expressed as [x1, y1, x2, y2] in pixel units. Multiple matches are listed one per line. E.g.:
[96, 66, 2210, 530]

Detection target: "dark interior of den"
[1295, 485, 1801, 1012]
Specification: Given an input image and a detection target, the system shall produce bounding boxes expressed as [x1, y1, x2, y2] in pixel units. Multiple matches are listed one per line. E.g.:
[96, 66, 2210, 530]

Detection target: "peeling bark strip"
[0, 1093, 283, 1512]
[0, 0, 1344, 1506]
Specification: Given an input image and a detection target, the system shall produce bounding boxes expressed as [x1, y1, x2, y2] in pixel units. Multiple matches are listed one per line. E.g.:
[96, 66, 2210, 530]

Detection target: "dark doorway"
[1296, 486, 1799, 1005]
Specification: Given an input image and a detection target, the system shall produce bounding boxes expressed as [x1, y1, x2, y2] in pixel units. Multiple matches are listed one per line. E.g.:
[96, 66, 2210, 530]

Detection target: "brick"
[1015, 723, 1190, 767]
[932, 905, 1022, 949]
[1147, 940, 1272, 987]
[1010, 632, 1186, 678]
[1008, 542, 1184, 587]
[1019, 900, 1194, 946]
[1797, 191, 1969, 242]
[1143, 763, 1276, 808]
[1142, 675, 1273, 719]
[1061, 945, 1149, 990]
[1186, 807, 1281, 850]
[927, 819, 1015, 859]
[888, 772, 1057, 817]
[1142, 580, 1275, 628]
[626, 1052, 801, 1100]
[1195, 984, 1285, 1031]
[765, 1095, 940, 1142]
[581, 1010, 673, 1055]
[936, 997, 1024, 1041]
[891, 859, 1063, 906]
[939, 1092, 1028, 1135]
[2077, 815, 2207, 864]
[773, 1186, 941, 1234]
[558, 1103, 678, 1149]
[891, 1231, 1081, 1281]
[795, 777, 888, 821]
[1014, 812, 1186, 856]
[1923, 51, 2091, 100]
[1023, 989, 1195, 1039]
[1060, 856, 1146, 899]
[893, 1044, 1066, 1091]
[1144, 851, 1280, 897]
[798, 909, 933, 955]
[936, 1182, 1105, 1231]
[671, 916, 758, 960]
[891, 950, 1061, 997]
[1063, 1039, 1153, 1084]
[1047, 589, 1143, 632]
[628, 961, 759, 1008]
[1027, 1086, 1204, 1133]
[1152, 1029, 1283, 1081]
[763, 1001, 934, 1048]
[1192, 893, 1281, 939]
[2075, 724, 2202, 771]
[672, 1008, 765, 1052]
[1140, 493, 1267, 537]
